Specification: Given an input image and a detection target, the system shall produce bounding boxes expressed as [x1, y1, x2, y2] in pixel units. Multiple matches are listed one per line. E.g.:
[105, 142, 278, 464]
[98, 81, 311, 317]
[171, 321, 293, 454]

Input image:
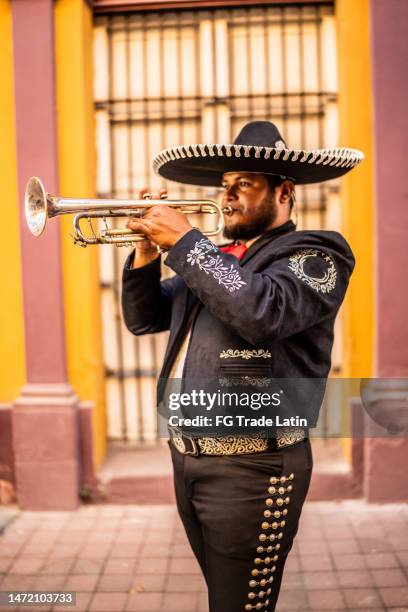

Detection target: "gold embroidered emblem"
[220, 349, 272, 360]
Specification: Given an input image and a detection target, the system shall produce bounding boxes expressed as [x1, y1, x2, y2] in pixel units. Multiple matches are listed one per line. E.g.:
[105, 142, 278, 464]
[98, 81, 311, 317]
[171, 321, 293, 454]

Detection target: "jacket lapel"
[161, 285, 199, 371]
[239, 220, 296, 266]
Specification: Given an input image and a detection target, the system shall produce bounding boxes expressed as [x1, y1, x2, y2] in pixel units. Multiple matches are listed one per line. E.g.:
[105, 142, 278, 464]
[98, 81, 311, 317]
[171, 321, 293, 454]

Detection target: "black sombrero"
[152, 120, 364, 187]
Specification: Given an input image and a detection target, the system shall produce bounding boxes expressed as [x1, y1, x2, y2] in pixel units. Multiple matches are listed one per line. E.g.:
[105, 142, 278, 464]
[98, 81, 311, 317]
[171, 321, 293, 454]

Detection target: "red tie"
[220, 243, 248, 260]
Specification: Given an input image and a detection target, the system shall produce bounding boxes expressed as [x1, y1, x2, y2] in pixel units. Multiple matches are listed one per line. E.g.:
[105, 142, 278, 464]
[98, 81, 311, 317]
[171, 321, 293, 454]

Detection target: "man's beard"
[223, 196, 278, 241]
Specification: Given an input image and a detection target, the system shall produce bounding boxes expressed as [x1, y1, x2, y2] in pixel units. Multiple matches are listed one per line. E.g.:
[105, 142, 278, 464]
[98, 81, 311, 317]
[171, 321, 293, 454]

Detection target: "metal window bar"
[94, 3, 338, 444]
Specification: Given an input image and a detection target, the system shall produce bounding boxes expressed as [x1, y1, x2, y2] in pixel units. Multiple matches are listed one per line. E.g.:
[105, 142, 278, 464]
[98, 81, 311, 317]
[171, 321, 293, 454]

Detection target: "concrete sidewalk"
[0, 501, 407, 612]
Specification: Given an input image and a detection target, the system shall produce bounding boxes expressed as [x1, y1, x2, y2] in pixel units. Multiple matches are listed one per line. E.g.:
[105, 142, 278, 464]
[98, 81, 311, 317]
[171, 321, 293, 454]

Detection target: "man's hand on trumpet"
[127, 188, 193, 268]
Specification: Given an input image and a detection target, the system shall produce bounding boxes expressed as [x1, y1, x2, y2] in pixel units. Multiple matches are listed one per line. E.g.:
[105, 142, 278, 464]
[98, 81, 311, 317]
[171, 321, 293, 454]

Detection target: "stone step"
[93, 439, 363, 504]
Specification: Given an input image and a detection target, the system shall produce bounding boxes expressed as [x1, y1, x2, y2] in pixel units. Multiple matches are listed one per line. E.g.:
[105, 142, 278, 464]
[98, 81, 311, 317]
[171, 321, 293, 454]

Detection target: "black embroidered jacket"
[122, 220, 355, 427]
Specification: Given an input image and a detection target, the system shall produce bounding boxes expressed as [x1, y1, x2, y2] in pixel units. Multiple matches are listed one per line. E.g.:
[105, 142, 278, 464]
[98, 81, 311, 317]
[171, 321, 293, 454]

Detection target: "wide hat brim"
[152, 143, 364, 186]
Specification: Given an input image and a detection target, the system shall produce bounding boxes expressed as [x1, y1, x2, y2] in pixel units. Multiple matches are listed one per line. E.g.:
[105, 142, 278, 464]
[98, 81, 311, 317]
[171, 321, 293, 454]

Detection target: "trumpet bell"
[25, 176, 48, 237]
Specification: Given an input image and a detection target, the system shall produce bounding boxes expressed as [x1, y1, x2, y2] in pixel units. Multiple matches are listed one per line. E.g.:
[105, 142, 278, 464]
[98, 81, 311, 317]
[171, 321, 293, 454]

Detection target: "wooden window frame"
[93, 0, 333, 15]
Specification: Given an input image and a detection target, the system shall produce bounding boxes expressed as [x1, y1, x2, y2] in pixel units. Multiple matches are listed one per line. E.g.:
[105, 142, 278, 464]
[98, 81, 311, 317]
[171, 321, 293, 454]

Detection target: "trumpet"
[25, 177, 224, 247]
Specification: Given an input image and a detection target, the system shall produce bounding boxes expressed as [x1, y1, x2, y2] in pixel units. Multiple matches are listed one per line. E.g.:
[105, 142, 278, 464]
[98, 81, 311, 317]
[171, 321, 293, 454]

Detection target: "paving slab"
[0, 501, 406, 611]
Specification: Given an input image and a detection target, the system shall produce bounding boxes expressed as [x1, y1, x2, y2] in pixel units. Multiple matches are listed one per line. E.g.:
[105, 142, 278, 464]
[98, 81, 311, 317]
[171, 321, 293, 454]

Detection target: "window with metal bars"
[94, 2, 340, 444]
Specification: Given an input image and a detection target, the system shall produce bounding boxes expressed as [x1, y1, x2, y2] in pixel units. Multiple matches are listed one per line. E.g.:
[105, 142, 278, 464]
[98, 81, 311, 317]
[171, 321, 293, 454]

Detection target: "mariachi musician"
[121, 121, 363, 612]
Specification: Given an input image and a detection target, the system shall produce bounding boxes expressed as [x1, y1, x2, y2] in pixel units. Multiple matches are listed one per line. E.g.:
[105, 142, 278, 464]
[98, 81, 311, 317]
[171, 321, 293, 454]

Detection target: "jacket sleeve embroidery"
[288, 248, 337, 294]
[164, 229, 353, 344]
[186, 238, 247, 293]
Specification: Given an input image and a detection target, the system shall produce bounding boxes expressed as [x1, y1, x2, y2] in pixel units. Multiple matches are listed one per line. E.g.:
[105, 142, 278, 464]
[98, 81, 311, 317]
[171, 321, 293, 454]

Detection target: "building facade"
[0, 0, 406, 509]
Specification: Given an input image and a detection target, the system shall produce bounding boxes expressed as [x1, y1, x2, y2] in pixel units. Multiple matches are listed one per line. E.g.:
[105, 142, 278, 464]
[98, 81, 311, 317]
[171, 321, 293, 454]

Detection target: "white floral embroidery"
[288, 249, 337, 294]
[186, 239, 247, 293]
[219, 349, 272, 359]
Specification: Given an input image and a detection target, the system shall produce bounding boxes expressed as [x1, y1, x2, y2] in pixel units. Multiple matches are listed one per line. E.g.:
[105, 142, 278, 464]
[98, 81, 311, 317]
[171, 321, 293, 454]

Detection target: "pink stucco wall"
[366, 0, 408, 502]
[12, 0, 68, 383]
[371, 0, 408, 377]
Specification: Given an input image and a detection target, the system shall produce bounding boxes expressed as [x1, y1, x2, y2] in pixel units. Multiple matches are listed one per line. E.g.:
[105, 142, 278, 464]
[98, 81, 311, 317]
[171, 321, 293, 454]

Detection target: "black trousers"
[169, 438, 313, 612]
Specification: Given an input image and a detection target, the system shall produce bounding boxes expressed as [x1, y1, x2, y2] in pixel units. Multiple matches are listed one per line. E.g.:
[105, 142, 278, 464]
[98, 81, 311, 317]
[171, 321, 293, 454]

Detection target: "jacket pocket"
[219, 362, 273, 375]
[218, 362, 273, 390]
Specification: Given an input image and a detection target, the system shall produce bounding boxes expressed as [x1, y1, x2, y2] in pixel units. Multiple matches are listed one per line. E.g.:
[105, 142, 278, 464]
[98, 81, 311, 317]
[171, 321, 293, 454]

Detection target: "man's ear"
[279, 180, 295, 204]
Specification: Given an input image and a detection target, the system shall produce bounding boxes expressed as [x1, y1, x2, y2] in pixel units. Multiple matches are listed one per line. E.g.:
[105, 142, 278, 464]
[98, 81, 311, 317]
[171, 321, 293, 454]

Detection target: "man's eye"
[239, 181, 250, 188]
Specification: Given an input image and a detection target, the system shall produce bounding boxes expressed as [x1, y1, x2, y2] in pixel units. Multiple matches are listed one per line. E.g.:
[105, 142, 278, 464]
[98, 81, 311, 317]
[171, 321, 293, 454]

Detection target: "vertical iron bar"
[315, 4, 326, 228]
[263, 6, 271, 120]
[108, 16, 128, 443]
[298, 6, 306, 148]
[195, 11, 202, 144]
[245, 8, 253, 122]
[159, 10, 165, 190]
[280, 6, 288, 138]
[114, 14, 131, 442]
[298, 5, 307, 227]
[150, 12, 167, 442]
[126, 17, 134, 199]
[127, 13, 143, 443]
[211, 10, 219, 138]
[142, 13, 150, 194]
[227, 8, 234, 131]
[176, 11, 186, 199]
[134, 11, 150, 442]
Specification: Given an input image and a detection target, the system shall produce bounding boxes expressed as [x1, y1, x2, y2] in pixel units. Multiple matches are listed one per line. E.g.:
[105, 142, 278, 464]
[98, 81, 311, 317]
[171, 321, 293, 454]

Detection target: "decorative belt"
[169, 427, 306, 456]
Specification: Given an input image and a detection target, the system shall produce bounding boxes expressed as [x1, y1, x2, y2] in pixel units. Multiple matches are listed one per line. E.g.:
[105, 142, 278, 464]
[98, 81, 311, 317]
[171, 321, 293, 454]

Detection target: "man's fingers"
[141, 188, 168, 201]
[126, 215, 150, 230]
[142, 204, 172, 219]
[136, 187, 168, 201]
[126, 218, 153, 236]
[136, 238, 156, 251]
[138, 187, 151, 199]
[156, 189, 168, 200]
[126, 218, 139, 230]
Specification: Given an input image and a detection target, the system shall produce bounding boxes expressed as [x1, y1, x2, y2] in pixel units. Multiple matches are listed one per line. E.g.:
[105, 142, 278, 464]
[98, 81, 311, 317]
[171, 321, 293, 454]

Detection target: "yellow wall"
[54, 0, 107, 468]
[336, 0, 375, 460]
[0, 0, 26, 402]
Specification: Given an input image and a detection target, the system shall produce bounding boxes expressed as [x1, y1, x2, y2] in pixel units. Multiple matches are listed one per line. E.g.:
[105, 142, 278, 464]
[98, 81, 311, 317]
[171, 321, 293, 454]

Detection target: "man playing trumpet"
[121, 120, 362, 612]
